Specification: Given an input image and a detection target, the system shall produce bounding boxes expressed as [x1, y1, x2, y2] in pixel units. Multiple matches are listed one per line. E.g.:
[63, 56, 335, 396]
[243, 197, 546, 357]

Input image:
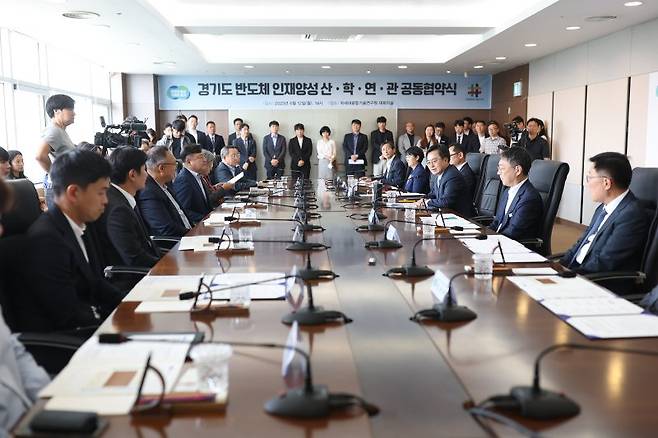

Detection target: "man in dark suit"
[95, 147, 160, 269]
[186, 115, 209, 148]
[205, 120, 225, 154]
[21, 149, 123, 333]
[449, 143, 477, 206]
[137, 146, 192, 237]
[434, 122, 449, 145]
[289, 123, 313, 180]
[170, 119, 191, 159]
[370, 116, 394, 176]
[561, 152, 649, 275]
[173, 144, 212, 225]
[343, 119, 369, 178]
[213, 145, 260, 196]
[263, 120, 287, 179]
[378, 141, 407, 188]
[227, 117, 243, 147]
[421, 145, 471, 216]
[234, 123, 257, 181]
[489, 147, 543, 241]
[452, 119, 479, 154]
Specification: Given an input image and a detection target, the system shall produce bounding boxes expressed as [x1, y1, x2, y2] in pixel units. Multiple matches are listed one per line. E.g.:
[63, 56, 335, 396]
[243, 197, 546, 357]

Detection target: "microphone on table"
[224, 209, 324, 233]
[97, 333, 378, 419]
[299, 252, 338, 281]
[209, 228, 330, 252]
[471, 343, 658, 422]
[384, 233, 486, 278]
[363, 219, 419, 249]
[246, 199, 322, 219]
[282, 282, 352, 326]
[411, 269, 577, 323]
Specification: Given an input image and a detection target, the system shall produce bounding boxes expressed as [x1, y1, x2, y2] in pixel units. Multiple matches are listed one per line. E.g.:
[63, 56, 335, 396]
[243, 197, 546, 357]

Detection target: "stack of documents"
[459, 234, 547, 263]
[178, 235, 254, 252]
[40, 334, 194, 415]
[507, 274, 655, 339]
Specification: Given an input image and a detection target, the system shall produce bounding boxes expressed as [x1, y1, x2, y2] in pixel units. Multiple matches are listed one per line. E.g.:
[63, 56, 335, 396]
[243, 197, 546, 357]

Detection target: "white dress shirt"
[316, 139, 335, 160]
[63, 212, 89, 263]
[455, 162, 466, 171]
[111, 183, 136, 209]
[575, 189, 630, 264]
[186, 167, 207, 200]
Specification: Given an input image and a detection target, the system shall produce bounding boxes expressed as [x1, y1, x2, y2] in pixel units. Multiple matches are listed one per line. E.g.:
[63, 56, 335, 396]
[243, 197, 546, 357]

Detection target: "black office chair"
[520, 159, 570, 256]
[471, 154, 502, 225]
[584, 167, 658, 298]
[2, 179, 42, 236]
[465, 153, 489, 204]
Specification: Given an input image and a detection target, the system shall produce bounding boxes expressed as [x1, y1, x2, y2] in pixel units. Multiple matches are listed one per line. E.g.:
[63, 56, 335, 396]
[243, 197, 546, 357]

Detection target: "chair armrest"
[18, 332, 85, 351]
[104, 266, 150, 280]
[518, 238, 543, 249]
[584, 271, 646, 283]
[151, 236, 181, 251]
[470, 215, 494, 226]
[547, 252, 565, 261]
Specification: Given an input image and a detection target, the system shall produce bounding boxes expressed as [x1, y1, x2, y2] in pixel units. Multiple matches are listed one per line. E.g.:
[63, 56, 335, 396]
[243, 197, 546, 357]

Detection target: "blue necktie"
[568, 207, 607, 267]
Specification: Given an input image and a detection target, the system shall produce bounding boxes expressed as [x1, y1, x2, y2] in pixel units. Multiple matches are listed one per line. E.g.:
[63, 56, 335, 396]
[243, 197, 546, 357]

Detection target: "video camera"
[94, 116, 149, 156]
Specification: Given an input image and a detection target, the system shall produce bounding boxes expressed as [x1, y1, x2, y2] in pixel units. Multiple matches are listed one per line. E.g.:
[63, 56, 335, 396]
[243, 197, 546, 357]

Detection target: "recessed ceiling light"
[565, 26, 581, 31]
[446, 70, 451, 74]
[285, 70, 290, 74]
[624, 1, 643, 6]
[398, 65, 408, 69]
[244, 65, 254, 69]
[321, 65, 331, 69]
[495, 56, 507, 60]
[366, 70, 371, 74]
[473, 65, 484, 69]
[62, 10, 99, 19]
[524, 43, 537, 47]
[585, 15, 617, 22]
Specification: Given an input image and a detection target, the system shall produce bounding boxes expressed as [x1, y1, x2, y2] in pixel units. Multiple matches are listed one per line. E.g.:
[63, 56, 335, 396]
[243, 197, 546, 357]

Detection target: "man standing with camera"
[508, 115, 527, 146]
[518, 118, 550, 161]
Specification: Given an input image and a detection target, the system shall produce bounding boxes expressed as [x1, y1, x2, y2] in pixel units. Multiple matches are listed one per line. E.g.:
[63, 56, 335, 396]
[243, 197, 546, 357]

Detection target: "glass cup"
[472, 253, 494, 279]
[422, 222, 435, 236]
[230, 285, 251, 307]
[190, 344, 233, 394]
[404, 208, 415, 222]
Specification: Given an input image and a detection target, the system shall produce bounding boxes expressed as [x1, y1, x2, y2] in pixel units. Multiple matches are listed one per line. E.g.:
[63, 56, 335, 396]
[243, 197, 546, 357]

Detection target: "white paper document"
[204, 212, 261, 227]
[124, 275, 209, 302]
[135, 300, 195, 313]
[567, 314, 658, 339]
[540, 297, 644, 317]
[507, 275, 613, 301]
[227, 171, 244, 184]
[179, 236, 220, 251]
[219, 202, 247, 210]
[512, 268, 558, 275]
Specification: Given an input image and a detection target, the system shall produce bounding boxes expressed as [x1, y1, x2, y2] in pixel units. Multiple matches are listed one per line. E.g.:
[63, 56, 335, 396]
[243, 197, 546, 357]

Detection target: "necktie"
[458, 135, 462, 144]
[569, 207, 608, 267]
[211, 135, 215, 147]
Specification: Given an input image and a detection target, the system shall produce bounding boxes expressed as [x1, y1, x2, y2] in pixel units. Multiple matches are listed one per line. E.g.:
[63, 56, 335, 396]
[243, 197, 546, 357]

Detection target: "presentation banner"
[158, 74, 491, 110]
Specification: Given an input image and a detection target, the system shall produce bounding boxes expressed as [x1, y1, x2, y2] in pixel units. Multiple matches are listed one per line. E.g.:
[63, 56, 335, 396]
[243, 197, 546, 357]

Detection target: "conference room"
[2, 0, 658, 436]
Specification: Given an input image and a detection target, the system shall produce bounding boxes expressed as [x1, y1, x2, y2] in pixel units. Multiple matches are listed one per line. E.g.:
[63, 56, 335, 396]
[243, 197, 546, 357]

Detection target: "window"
[9, 31, 41, 84]
[13, 89, 46, 181]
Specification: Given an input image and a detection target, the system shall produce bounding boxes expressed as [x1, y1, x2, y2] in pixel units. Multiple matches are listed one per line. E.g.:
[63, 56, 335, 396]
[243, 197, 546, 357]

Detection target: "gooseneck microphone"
[364, 219, 419, 249]
[282, 283, 352, 326]
[97, 333, 378, 419]
[246, 199, 322, 219]
[472, 343, 658, 421]
[384, 233, 486, 278]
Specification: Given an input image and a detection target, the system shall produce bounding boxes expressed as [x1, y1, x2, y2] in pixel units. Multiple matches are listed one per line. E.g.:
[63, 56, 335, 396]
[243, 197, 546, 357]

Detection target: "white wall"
[528, 17, 658, 224]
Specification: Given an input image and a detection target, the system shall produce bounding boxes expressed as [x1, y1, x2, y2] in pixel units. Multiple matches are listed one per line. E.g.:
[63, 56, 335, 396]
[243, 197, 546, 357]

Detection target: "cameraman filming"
[508, 115, 527, 145]
[519, 117, 550, 161]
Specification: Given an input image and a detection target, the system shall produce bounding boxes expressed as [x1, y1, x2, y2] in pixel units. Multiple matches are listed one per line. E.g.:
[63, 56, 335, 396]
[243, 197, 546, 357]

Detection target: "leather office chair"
[521, 159, 570, 256]
[471, 154, 502, 225]
[465, 153, 488, 205]
[2, 179, 42, 236]
[585, 167, 658, 298]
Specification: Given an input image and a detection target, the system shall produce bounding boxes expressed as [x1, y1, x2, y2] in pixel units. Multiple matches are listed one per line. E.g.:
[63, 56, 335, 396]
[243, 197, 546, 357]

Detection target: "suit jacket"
[561, 192, 649, 274]
[426, 165, 471, 216]
[459, 163, 477, 204]
[263, 134, 287, 171]
[435, 134, 449, 145]
[234, 137, 257, 180]
[489, 180, 543, 241]
[397, 133, 421, 155]
[137, 175, 190, 237]
[173, 167, 212, 224]
[213, 161, 257, 196]
[289, 136, 313, 172]
[205, 132, 226, 154]
[370, 129, 394, 164]
[228, 132, 251, 146]
[405, 164, 430, 194]
[342, 133, 369, 166]
[171, 135, 192, 159]
[20, 206, 123, 332]
[452, 133, 479, 154]
[379, 155, 407, 188]
[95, 185, 160, 268]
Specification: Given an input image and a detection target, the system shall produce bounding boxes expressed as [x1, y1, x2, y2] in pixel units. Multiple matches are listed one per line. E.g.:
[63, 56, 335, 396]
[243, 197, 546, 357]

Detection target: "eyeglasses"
[426, 158, 441, 165]
[585, 175, 610, 183]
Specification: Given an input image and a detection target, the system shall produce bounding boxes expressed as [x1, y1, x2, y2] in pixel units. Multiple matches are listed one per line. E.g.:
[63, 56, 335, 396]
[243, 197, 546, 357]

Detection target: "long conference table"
[20, 179, 658, 437]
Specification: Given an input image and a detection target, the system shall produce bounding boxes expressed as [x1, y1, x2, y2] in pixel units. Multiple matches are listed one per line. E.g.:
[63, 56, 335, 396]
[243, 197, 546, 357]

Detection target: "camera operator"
[519, 117, 550, 161]
[508, 115, 527, 145]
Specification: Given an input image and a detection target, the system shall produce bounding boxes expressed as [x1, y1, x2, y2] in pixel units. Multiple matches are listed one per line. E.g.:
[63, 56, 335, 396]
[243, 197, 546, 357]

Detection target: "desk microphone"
[282, 283, 352, 326]
[97, 333, 378, 419]
[472, 343, 658, 421]
[210, 235, 329, 252]
[411, 270, 577, 323]
[247, 199, 322, 219]
[384, 234, 487, 278]
[225, 212, 324, 233]
[363, 219, 418, 249]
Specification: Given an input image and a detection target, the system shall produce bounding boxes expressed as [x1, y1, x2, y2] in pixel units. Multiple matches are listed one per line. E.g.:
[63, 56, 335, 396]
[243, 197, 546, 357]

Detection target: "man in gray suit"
[263, 120, 287, 179]
[397, 122, 421, 155]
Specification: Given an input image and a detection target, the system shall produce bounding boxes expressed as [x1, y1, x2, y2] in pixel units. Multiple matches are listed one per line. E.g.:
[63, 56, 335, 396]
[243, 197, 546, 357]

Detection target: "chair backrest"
[527, 159, 570, 256]
[473, 154, 501, 217]
[630, 168, 658, 291]
[2, 179, 42, 236]
[466, 153, 489, 203]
